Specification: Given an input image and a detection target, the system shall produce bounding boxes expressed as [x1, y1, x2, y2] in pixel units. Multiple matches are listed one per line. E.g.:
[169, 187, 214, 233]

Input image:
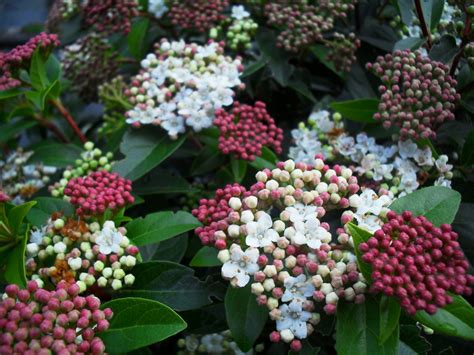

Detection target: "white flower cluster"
[289, 109, 453, 196]
[26, 218, 138, 292]
[200, 159, 388, 343]
[0, 149, 57, 204]
[177, 330, 264, 354]
[148, 0, 168, 18]
[125, 40, 243, 138]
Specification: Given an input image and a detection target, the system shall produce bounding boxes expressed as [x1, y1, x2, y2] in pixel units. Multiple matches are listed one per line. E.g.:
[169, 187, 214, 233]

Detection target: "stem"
[50, 99, 87, 143]
[414, 0, 432, 50]
[450, 14, 471, 76]
[33, 114, 70, 144]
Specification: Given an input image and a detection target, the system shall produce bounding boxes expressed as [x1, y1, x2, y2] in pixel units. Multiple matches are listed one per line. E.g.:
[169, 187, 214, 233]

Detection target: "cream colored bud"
[229, 197, 242, 210]
[251, 282, 264, 295]
[312, 274, 323, 288]
[321, 283, 333, 295]
[217, 249, 230, 263]
[273, 220, 285, 232]
[267, 297, 279, 310]
[264, 265, 277, 277]
[256, 171, 268, 182]
[263, 278, 275, 292]
[244, 196, 258, 208]
[285, 255, 297, 269]
[266, 179, 279, 190]
[240, 210, 255, 223]
[280, 329, 294, 343]
[326, 291, 339, 305]
[344, 287, 355, 301]
[318, 265, 330, 277]
[290, 169, 303, 179]
[316, 182, 328, 193]
[228, 224, 240, 238]
[284, 160, 295, 172]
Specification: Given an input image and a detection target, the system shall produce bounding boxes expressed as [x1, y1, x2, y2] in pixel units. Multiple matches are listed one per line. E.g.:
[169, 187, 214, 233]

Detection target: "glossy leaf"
[379, 296, 401, 344]
[27, 197, 74, 227]
[429, 35, 459, 64]
[8, 201, 37, 237]
[126, 211, 200, 246]
[134, 169, 197, 195]
[0, 119, 37, 144]
[393, 37, 427, 51]
[113, 129, 186, 181]
[29, 49, 48, 91]
[99, 297, 187, 353]
[389, 186, 461, 226]
[346, 223, 373, 283]
[330, 99, 379, 123]
[0, 88, 24, 100]
[190, 246, 221, 267]
[128, 18, 150, 59]
[4, 232, 28, 288]
[28, 143, 82, 167]
[116, 261, 224, 311]
[225, 285, 268, 352]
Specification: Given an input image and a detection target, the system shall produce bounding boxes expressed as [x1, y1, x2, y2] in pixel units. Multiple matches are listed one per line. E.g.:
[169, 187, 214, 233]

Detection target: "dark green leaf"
[414, 295, 474, 340]
[8, 201, 37, 237]
[461, 129, 474, 165]
[310, 45, 344, 78]
[429, 35, 459, 64]
[113, 129, 186, 181]
[190, 246, 221, 267]
[146, 234, 188, 263]
[430, 0, 445, 30]
[134, 169, 197, 195]
[336, 296, 399, 355]
[28, 143, 82, 168]
[393, 37, 427, 51]
[27, 197, 74, 227]
[249, 146, 278, 170]
[45, 54, 62, 82]
[29, 49, 48, 91]
[0, 88, 24, 100]
[126, 211, 200, 246]
[4, 232, 28, 288]
[230, 158, 247, 183]
[128, 18, 150, 59]
[397, 0, 415, 26]
[399, 325, 431, 354]
[389, 186, 461, 225]
[379, 296, 402, 344]
[25, 90, 44, 110]
[346, 223, 373, 283]
[225, 284, 268, 352]
[288, 79, 317, 103]
[99, 297, 187, 353]
[330, 99, 379, 123]
[191, 146, 225, 176]
[241, 57, 267, 78]
[117, 261, 224, 311]
[0, 119, 37, 143]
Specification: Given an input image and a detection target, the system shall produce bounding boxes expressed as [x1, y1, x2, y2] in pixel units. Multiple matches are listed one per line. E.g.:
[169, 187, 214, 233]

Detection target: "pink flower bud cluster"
[359, 210, 473, 315]
[83, 0, 139, 34]
[193, 183, 250, 246]
[0, 32, 60, 90]
[64, 170, 134, 216]
[167, 0, 229, 33]
[0, 190, 10, 203]
[326, 32, 360, 73]
[214, 101, 283, 161]
[0, 281, 112, 354]
[264, 0, 356, 53]
[27, 217, 139, 293]
[367, 50, 460, 140]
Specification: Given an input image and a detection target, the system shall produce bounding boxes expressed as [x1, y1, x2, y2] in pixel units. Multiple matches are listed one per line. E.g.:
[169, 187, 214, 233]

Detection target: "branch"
[50, 99, 87, 143]
[414, 0, 432, 50]
[33, 114, 70, 144]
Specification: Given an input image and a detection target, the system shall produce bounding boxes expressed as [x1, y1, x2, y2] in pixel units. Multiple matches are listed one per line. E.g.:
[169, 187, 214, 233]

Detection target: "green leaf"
[225, 285, 268, 352]
[310, 45, 344, 78]
[142, 234, 188, 263]
[393, 37, 427, 51]
[45, 54, 62, 82]
[396, 0, 415, 26]
[336, 296, 399, 355]
[37, 80, 61, 109]
[4, 232, 28, 288]
[346, 223, 373, 283]
[99, 297, 187, 353]
[430, 0, 445, 31]
[0, 88, 24, 100]
[241, 57, 267, 78]
[126, 211, 200, 247]
[389, 186, 461, 226]
[330, 99, 379, 123]
[191, 145, 225, 176]
[189, 246, 221, 267]
[379, 296, 401, 344]
[113, 129, 185, 181]
[230, 158, 247, 183]
[27, 197, 74, 227]
[28, 143, 82, 168]
[128, 18, 150, 59]
[399, 325, 431, 354]
[288, 79, 317, 103]
[289, 339, 321, 355]
[249, 146, 278, 170]
[429, 35, 459, 64]
[116, 261, 224, 311]
[461, 129, 474, 165]
[414, 294, 474, 340]
[8, 201, 37, 237]
[256, 29, 294, 86]
[29, 48, 48, 91]
[134, 169, 197, 195]
[0, 119, 37, 144]
[25, 90, 44, 110]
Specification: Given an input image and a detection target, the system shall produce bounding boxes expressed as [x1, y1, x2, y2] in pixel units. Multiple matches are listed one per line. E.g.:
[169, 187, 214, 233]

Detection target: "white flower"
[221, 244, 259, 287]
[231, 5, 250, 20]
[245, 212, 279, 247]
[30, 226, 47, 244]
[53, 242, 67, 254]
[373, 164, 393, 181]
[284, 203, 317, 223]
[293, 218, 330, 249]
[201, 333, 225, 353]
[355, 189, 392, 216]
[434, 176, 452, 188]
[281, 275, 315, 303]
[413, 148, 434, 167]
[398, 171, 419, 193]
[148, 0, 168, 19]
[435, 155, 453, 174]
[276, 300, 312, 339]
[335, 135, 356, 156]
[308, 110, 334, 133]
[398, 140, 418, 159]
[354, 214, 384, 233]
[95, 221, 123, 255]
[161, 113, 186, 138]
[185, 110, 213, 132]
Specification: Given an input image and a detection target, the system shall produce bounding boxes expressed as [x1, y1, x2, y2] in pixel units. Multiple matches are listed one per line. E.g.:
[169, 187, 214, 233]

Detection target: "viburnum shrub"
[2, 1, 474, 354]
